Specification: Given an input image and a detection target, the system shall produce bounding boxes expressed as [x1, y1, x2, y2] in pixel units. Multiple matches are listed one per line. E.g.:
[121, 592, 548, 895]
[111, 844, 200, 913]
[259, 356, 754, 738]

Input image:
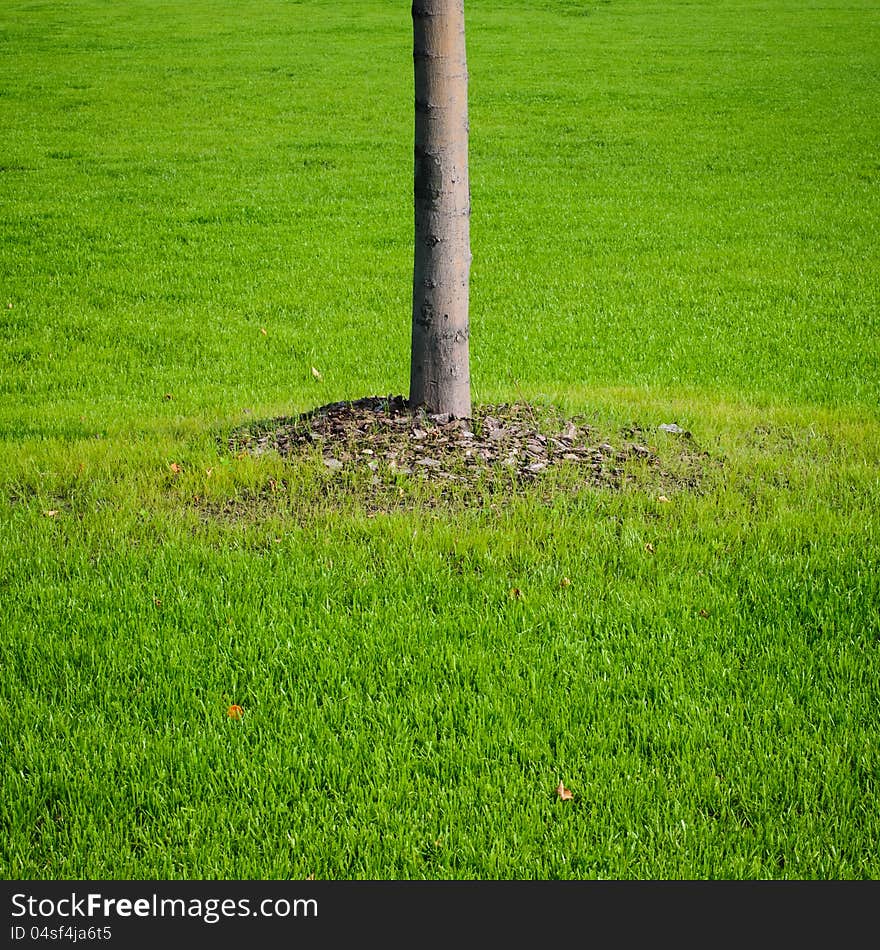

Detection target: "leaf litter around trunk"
[218, 396, 712, 516]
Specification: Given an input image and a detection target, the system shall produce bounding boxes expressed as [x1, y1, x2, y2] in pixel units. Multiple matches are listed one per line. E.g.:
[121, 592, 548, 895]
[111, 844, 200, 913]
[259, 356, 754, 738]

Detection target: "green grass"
[1, 0, 879, 879]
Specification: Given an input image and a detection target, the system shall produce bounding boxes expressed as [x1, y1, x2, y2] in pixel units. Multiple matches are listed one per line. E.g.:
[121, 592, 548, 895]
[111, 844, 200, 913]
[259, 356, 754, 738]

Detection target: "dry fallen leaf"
[227, 704, 244, 720]
[205, 468, 213, 477]
[658, 494, 670, 503]
[509, 587, 523, 600]
[560, 576, 571, 588]
[44, 509, 59, 518]
[699, 608, 710, 619]
[311, 366, 323, 380]
[556, 781, 574, 801]
[169, 462, 181, 474]
[260, 327, 267, 336]
[644, 542, 655, 554]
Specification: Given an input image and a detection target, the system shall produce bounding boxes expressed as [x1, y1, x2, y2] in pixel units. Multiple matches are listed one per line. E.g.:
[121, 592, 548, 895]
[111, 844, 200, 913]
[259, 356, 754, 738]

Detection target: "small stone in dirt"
[659, 423, 691, 437]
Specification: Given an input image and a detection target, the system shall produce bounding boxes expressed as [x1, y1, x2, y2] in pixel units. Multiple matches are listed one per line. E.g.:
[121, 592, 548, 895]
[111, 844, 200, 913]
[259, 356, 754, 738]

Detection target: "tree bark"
[410, 0, 472, 419]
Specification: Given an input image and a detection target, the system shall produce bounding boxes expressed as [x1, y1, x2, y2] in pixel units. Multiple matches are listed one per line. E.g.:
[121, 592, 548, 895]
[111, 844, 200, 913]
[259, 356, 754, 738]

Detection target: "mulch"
[227, 395, 703, 493]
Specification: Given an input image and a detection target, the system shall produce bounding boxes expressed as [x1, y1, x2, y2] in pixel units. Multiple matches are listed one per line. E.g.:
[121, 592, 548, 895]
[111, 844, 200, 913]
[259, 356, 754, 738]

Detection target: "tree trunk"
[410, 0, 472, 419]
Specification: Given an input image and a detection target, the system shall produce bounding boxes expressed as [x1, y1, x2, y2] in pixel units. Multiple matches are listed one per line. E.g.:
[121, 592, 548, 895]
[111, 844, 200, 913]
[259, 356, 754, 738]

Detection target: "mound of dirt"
[228, 395, 702, 492]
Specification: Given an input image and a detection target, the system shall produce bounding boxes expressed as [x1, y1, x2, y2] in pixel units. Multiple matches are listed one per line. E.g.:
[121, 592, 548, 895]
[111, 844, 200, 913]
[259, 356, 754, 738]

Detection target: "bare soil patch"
[225, 396, 709, 501]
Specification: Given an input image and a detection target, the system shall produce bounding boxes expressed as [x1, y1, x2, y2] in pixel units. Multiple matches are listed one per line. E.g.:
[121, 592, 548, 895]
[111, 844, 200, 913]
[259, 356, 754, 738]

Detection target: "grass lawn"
[1, 0, 878, 879]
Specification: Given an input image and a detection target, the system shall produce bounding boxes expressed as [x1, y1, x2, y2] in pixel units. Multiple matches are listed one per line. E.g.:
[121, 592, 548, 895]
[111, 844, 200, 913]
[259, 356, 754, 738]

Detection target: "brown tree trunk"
[410, 0, 472, 419]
